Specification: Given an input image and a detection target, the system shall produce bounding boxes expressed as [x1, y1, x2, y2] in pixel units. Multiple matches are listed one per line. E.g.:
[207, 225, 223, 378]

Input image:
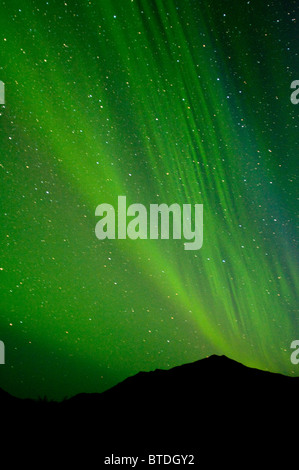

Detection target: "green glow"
[0, 0, 298, 399]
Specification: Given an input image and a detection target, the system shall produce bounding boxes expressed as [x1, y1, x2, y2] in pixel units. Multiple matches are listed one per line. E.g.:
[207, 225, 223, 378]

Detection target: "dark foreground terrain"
[1, 355, 298, 467]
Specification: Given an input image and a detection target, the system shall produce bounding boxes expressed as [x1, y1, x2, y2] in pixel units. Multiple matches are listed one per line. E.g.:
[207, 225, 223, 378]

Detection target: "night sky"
[0, 0, 298, 400]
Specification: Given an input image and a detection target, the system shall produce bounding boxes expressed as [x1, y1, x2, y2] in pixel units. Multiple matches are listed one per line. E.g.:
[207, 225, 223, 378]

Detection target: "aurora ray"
[0, 0, 298, 400]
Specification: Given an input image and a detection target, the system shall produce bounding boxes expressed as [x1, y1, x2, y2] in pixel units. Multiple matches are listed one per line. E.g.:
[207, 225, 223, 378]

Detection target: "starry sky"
[0, 0, 298, 400]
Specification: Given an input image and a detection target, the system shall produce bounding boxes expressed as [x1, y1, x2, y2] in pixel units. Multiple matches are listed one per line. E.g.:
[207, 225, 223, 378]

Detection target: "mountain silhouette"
[1, 355, 298, 467]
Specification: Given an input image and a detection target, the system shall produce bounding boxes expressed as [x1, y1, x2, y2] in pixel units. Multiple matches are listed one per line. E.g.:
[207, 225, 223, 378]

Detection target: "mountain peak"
[0, 354, 298, 465]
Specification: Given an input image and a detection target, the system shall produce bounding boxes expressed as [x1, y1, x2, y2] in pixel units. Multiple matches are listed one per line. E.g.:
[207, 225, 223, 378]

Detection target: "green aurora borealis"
[0, 0, 298, 400]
